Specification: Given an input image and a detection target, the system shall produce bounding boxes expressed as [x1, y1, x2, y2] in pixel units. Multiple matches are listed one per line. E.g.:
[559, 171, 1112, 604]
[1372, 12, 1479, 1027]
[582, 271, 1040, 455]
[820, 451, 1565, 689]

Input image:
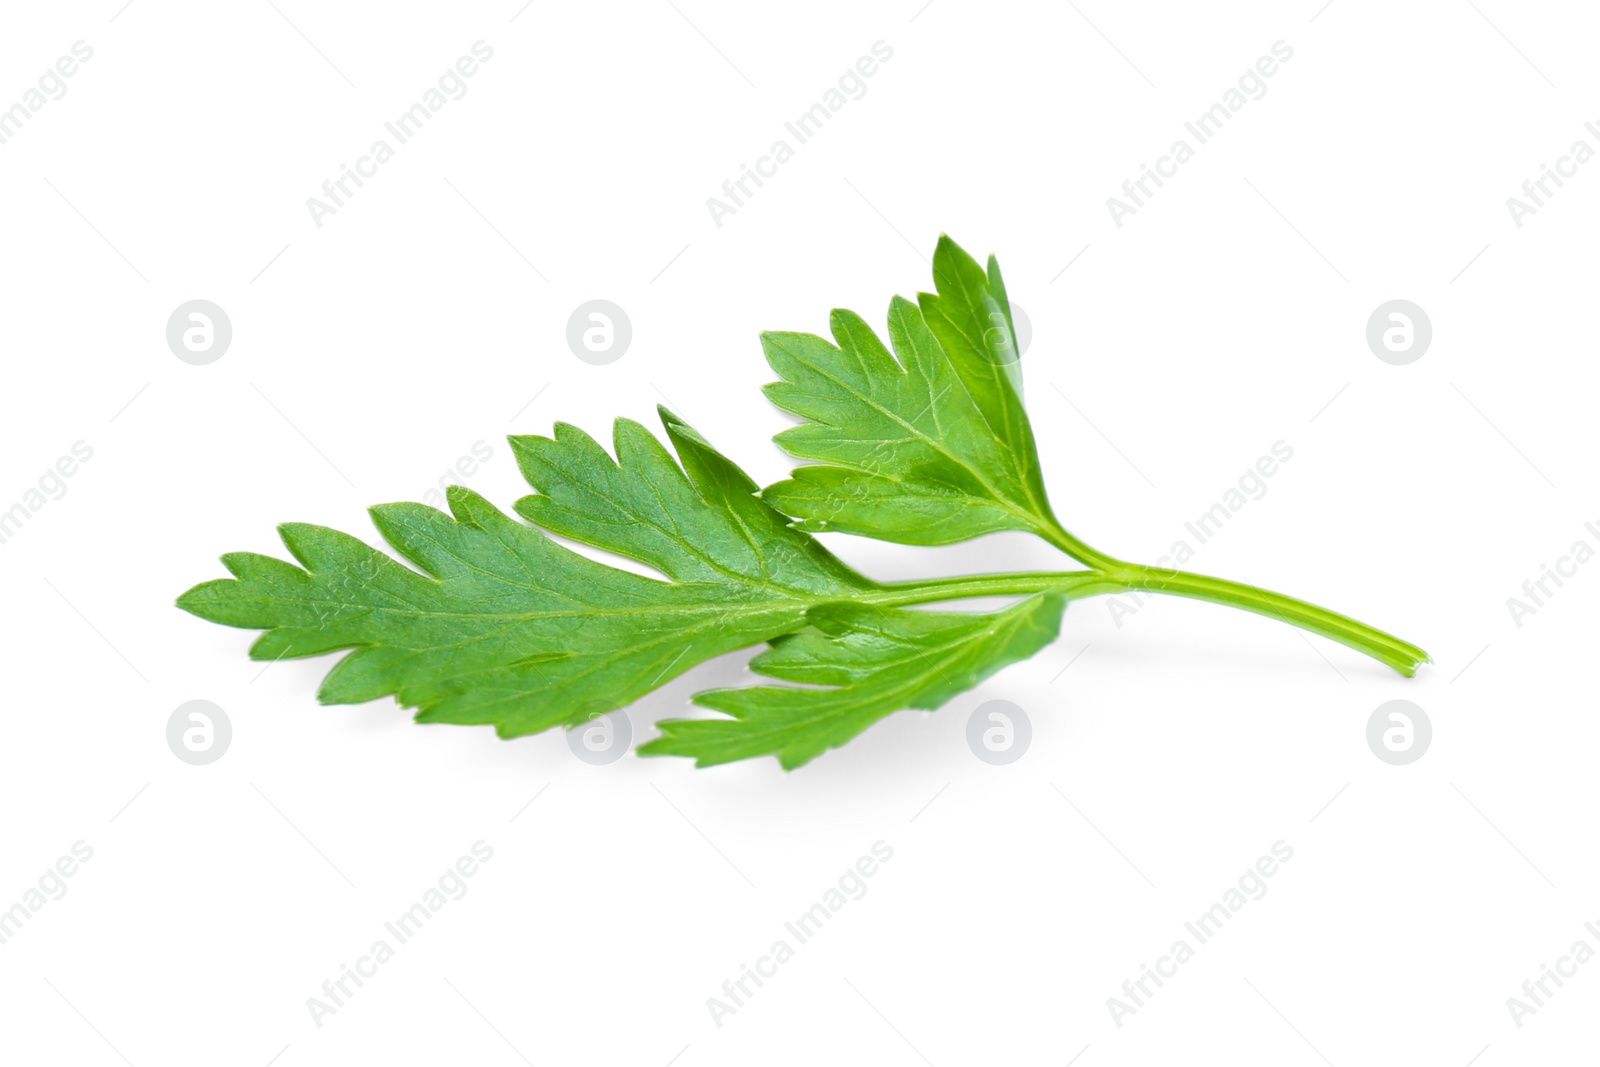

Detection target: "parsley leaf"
[759, 236, 1063, 548]
[642, 595, 1065, 769]
[178, 235, 1430, 770]
[178, 410, 871, 738]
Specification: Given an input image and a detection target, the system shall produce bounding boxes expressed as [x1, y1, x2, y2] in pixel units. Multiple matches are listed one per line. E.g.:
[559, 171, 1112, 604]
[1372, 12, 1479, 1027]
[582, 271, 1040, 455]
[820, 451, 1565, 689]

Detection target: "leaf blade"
[760, 236, 1059, 546]
[177, 411, 872, 740]
[641, 594, 1065, 769]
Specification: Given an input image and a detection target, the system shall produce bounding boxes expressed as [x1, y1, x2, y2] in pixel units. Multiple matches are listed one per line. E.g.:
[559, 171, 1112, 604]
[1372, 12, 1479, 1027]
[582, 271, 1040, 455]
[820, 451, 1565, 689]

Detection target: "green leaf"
[176, 410, 872, 738]
[177, 232, 1432, 770]
[641, 594, 1065, 769]
[760, 236, 1059, 546]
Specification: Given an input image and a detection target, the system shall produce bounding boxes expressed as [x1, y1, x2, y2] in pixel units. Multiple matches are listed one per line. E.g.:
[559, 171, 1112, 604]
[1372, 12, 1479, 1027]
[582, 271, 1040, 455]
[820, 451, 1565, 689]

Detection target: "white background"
[1, 1, 1595, 1063]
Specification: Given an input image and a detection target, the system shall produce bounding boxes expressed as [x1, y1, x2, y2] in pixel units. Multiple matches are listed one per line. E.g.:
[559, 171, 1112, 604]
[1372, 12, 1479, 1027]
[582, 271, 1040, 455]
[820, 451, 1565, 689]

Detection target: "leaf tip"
[173, 583, 207, 615]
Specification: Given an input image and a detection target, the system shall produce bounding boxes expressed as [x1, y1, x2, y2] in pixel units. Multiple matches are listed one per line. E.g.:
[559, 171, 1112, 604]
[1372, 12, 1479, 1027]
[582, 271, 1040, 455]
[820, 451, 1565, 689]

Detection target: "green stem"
[1033, 522, 1123, 573]
[866, 562, 1430, 677]
[862, 570, 1116, 605]
[1111, 564, 1429, 675]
